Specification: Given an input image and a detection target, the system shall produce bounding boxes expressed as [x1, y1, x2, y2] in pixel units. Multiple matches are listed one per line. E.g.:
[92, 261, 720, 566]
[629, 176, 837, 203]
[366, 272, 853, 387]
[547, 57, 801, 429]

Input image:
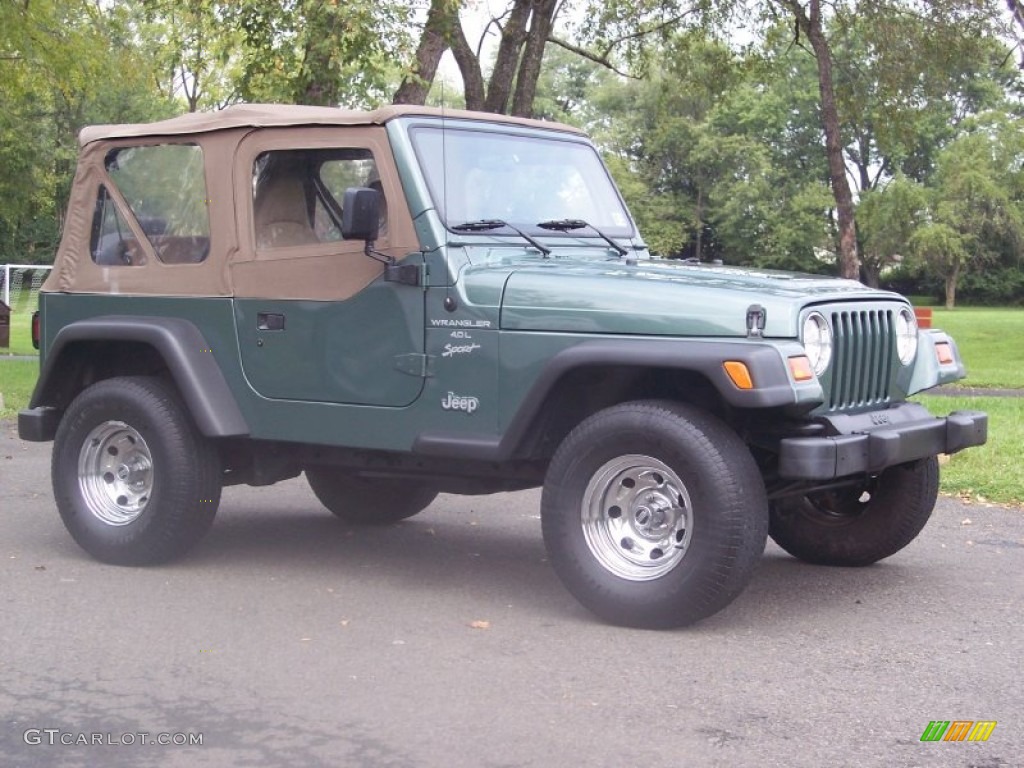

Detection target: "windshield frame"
[408, 124, 636, 240]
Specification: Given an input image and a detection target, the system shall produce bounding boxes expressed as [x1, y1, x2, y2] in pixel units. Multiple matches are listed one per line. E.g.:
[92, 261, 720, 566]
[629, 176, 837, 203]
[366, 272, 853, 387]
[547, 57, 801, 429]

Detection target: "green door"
[234, 278, 426, 407]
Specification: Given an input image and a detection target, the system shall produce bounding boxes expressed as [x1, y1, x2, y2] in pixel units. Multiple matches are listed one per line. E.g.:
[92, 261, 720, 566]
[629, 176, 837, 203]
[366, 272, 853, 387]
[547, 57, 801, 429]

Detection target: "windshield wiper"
[537, 218, 629, 258]
[449, 219, 506, 232]
[450, 219, 551, 257]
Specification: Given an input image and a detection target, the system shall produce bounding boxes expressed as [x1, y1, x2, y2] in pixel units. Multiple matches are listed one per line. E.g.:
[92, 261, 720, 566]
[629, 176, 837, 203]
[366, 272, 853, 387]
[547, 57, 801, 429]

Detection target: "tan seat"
[254, 172, 319, 249]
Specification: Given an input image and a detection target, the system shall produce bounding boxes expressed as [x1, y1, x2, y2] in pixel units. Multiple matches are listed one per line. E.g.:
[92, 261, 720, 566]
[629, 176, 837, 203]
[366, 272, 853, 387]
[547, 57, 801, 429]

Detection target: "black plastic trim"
[17, 406, 61, 442]
[778, 404, 987, 480]
[28, 315, 249, 438]
[414, 338, 800, 460]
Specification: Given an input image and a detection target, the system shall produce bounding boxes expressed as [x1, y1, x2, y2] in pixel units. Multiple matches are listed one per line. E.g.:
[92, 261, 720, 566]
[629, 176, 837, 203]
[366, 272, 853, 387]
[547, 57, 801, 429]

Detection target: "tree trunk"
[299, 37, 338, 105]
[784, 0, 861, 280]
[944, 264, 960, 309]
[694, 187, 704, 261]
[1009, 0, 1024, 67]
[485, 0, 532, 114]
[510, 0, 558, 117]
[393, 0, 452, 105]
[862, 262, 880, 288]
[449, 15, 486, 110]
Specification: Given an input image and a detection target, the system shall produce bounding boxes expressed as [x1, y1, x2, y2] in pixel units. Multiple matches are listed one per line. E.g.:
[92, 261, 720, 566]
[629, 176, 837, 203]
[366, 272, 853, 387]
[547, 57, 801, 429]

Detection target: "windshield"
[410, 126, 634, 238]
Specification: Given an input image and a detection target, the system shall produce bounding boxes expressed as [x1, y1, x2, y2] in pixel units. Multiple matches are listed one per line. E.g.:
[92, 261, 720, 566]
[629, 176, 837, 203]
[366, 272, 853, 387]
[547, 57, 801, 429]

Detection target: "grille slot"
[828, 309, 894, 410]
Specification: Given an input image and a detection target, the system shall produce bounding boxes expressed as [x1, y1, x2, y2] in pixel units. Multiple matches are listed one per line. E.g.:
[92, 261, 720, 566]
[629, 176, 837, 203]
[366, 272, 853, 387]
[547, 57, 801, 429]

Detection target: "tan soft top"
[79, 103, 584, 146]
[53, 103, 588, 301]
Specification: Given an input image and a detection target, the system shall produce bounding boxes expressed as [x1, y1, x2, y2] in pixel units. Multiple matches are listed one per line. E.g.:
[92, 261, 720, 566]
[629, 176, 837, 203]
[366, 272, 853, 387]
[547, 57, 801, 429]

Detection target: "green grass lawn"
[1, 311, 37, 356]
[0, 359, 38, 419]
[0, 311, 40, 417]
[926, 307, 1024, 389]
[916, 395, 1024, 506]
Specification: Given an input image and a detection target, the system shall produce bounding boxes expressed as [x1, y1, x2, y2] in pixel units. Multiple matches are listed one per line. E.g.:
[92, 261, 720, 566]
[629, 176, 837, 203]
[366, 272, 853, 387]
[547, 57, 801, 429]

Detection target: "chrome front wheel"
[581, 455, 693, 581]
[542, 401, 769, 628]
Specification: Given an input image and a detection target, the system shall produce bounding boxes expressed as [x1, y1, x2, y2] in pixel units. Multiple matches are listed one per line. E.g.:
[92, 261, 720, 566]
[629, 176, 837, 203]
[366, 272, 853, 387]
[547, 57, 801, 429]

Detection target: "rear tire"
[769, 457, 939, 566]
[541, 401, 769, 629]
[306, 469, 437, 525]
[52, 376, 221, 565]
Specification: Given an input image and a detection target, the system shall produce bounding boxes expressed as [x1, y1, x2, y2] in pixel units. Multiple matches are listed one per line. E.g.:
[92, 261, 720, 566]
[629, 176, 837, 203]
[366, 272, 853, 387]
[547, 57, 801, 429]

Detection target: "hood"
[464, 257, 902, 337]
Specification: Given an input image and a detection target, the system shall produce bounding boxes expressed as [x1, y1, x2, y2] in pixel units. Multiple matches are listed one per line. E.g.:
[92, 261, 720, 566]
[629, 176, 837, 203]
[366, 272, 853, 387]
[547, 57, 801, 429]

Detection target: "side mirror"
[341, 187, 381, 242]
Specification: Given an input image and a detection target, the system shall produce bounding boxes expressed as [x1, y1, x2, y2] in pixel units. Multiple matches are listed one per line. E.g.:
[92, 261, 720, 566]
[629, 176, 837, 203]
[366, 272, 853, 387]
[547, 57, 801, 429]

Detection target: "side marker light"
[723, 361, 754, 390]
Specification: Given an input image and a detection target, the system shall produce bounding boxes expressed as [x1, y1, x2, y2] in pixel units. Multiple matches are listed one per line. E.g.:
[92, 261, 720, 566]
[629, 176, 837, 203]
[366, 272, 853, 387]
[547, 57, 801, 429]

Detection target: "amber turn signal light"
[788, 355, 814, 382]
[723, 361, 754, 390]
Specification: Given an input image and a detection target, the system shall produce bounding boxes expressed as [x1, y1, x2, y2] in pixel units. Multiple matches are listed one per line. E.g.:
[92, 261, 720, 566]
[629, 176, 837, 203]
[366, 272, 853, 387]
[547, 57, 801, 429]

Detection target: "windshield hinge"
[385, 262, 423, 286]
[394, 353, 434, 378]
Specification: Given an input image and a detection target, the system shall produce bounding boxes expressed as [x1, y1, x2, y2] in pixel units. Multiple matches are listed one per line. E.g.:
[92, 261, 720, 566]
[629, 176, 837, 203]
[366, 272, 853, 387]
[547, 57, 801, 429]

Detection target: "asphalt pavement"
[1, 421, 1022, 768]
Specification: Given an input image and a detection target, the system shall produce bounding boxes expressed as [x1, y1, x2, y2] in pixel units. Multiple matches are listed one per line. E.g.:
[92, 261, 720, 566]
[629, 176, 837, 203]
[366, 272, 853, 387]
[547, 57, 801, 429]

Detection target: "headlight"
[895, 308, 918, 365]
[801, 312, 832, 375]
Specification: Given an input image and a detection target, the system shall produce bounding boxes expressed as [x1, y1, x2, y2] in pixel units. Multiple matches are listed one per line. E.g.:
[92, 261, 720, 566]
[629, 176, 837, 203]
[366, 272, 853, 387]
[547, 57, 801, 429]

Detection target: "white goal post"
[1, 264, 53, 312]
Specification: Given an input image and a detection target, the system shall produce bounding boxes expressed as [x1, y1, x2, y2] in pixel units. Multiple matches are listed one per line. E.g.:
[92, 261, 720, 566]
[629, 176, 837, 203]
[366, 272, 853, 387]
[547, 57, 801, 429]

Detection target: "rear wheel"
[52, 376, 221, 565]
[542, 400, 769, 629]
[306, 469, 437, 525]
[769, 457, 939, 566]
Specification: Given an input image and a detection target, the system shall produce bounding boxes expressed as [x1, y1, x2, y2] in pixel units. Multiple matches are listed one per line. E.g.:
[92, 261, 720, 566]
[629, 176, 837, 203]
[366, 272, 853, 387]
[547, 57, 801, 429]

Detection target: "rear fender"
[29, 315, 248, 438]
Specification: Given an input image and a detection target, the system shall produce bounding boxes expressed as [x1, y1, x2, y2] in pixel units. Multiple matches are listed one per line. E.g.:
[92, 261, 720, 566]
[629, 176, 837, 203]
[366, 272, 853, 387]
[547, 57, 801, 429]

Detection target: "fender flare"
[414, 338, 814, 460]
[31, 315, 249, 437]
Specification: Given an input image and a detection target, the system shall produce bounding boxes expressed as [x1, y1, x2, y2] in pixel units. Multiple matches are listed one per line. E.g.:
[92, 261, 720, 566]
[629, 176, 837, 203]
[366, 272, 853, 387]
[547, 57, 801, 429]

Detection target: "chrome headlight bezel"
[801, 311, 833, 375]
[895, 307, 919, 365]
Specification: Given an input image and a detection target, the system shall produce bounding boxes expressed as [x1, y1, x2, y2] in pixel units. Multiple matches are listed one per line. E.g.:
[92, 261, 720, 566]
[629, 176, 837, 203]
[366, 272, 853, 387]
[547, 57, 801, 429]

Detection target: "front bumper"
[778, 403, 987, 480]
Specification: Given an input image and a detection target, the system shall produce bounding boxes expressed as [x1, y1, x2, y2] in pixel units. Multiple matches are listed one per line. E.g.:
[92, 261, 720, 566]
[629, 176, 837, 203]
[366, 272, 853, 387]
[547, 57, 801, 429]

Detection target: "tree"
[909, 223, 970, 309]
[706, 35, 836, 270]
[136, 0, 239, 111]
[829, 13, 1016, 194]
[0, 1, 169, 263]
[393, 0, 714, 116]
[857, 176, 928, 287]
[912, 113, 1024, 308]
[393, 0, 559, 114]
[758, 0, 1006, 280]
[226, 0, 412, 106]
[768, 1, 857, 279]
[585, 33, 744, 258]
[583, 30, 835, 268]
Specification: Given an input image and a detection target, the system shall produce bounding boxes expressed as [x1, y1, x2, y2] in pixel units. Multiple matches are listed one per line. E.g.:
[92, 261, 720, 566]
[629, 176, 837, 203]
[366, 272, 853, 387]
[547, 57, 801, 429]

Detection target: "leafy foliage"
[910, 112, 1024, 307]
[857, 176, 929, 287]
[226, 0, 413, 107]
[0, 1, 172, 264]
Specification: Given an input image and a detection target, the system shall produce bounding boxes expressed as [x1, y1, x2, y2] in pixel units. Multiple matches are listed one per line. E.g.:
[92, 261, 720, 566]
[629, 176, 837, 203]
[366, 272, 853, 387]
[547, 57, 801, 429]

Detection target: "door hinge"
[394, 353, 434, 378]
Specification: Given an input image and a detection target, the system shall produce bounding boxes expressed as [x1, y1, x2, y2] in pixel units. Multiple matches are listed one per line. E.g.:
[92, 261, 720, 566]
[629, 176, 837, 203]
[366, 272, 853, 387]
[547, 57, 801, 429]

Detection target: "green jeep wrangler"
[19, 104, 987, 628]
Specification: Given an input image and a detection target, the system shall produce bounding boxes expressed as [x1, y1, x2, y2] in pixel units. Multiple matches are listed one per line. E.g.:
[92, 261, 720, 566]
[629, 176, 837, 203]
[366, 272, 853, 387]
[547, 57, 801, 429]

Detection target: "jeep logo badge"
[441, 392, 479, 414]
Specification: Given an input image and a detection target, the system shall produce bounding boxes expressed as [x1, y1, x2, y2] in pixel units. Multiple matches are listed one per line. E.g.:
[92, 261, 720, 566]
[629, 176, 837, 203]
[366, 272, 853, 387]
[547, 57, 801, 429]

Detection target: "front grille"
[827, 308, 894, 410]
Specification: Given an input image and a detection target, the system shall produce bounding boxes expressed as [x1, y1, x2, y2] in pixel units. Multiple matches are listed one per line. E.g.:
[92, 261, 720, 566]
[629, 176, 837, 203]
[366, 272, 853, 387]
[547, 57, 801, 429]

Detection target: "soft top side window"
[90, 185, 145, 266]
[103, 144, 211, 264]
[252, 148, 383, 250]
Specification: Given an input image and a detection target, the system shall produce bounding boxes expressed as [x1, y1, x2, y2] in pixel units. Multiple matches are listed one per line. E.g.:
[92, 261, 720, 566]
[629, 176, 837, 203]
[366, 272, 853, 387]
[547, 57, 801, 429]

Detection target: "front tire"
[541, 401, 769, 629]
[769, 456, 939, 567]
[306, 469, 437, 525]
[52, 376, 222, 565]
